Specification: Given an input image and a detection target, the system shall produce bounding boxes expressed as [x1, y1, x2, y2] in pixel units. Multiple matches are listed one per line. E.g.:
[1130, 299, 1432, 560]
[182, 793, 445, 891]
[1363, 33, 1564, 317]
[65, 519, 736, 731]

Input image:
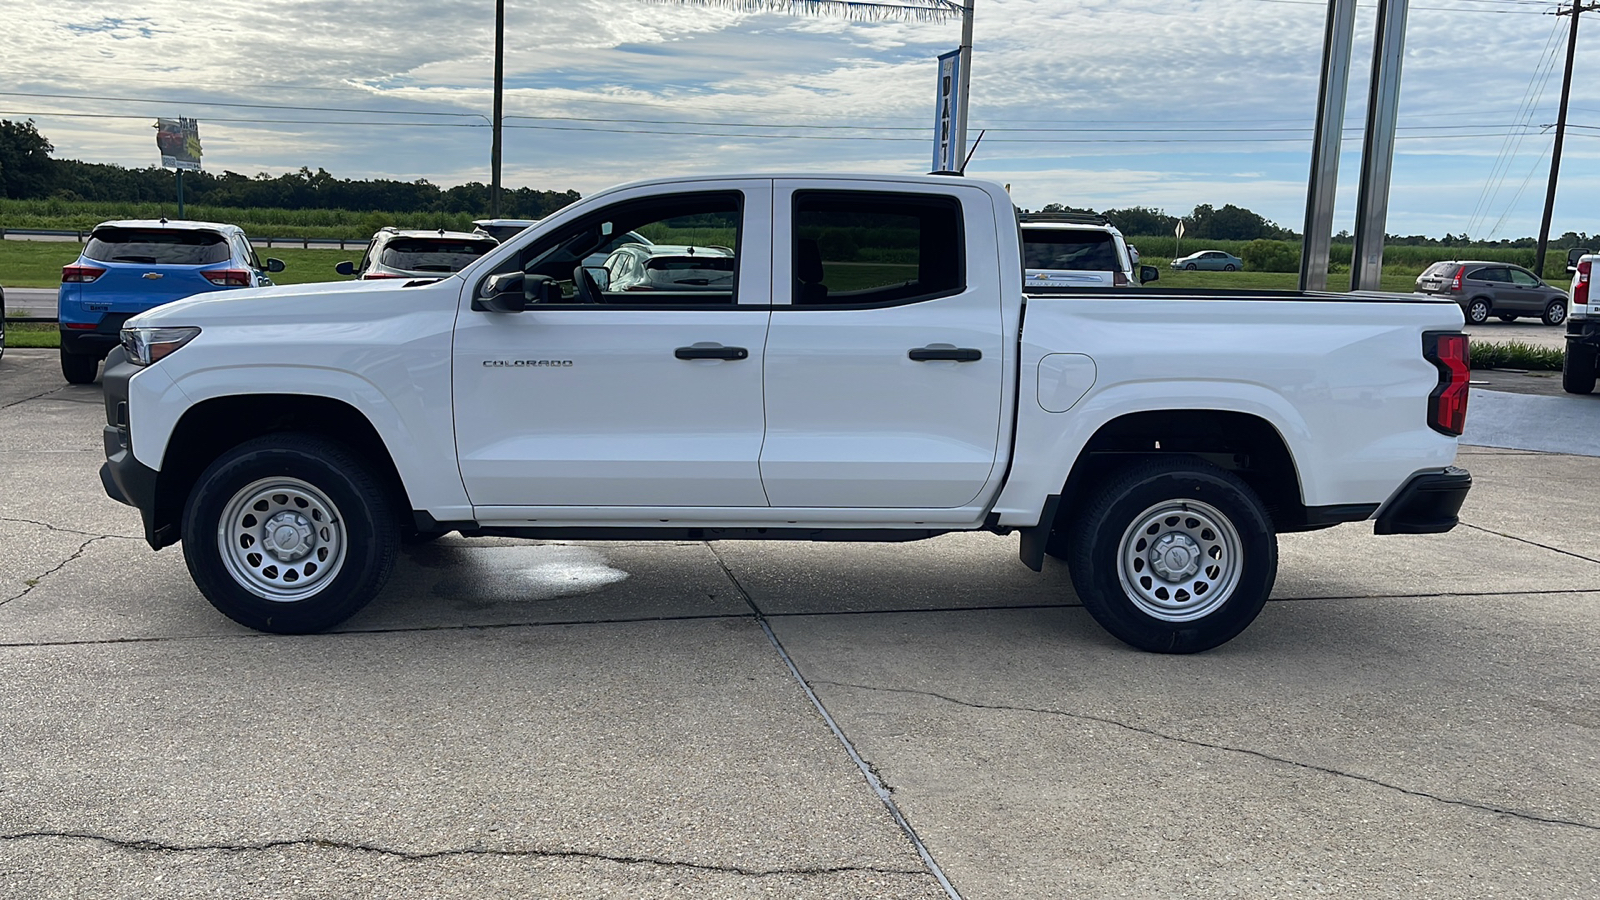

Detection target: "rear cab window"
[84, 227, 230, 265]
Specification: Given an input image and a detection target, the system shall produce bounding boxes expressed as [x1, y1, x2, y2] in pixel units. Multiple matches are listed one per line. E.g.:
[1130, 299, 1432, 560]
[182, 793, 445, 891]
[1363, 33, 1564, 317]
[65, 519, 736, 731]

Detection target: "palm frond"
[653, 0, 964, 23]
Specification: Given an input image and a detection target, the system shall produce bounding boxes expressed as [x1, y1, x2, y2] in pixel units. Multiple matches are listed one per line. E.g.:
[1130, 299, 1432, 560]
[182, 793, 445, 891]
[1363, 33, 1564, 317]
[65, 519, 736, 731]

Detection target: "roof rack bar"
[1019, 211, 1111, 226]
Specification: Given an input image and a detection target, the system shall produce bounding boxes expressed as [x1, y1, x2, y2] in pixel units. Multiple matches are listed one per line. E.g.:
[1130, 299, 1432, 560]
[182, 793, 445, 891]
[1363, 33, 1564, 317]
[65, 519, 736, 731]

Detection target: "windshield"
[84, 227, 231, 265]
[379, 238, 498, 273]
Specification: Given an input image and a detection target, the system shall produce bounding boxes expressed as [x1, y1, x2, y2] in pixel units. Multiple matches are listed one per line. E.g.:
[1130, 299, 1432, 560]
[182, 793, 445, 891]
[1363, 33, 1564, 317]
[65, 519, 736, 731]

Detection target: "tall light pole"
[491, 0, 505, 218]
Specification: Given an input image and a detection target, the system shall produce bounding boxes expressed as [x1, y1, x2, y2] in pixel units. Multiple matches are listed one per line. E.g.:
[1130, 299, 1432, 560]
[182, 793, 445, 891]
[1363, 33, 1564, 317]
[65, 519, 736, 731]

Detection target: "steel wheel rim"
[1116, 499, 1243, 622]
[218, 477, 347, 602]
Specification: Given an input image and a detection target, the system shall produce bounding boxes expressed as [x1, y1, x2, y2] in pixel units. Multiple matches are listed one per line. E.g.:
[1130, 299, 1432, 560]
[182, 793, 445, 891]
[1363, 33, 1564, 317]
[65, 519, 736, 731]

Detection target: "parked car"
[101, 172, 1471, 654]
[57, 220, 283, 384]
[1413, 260, 1569, 326]
[336, 228, 500, 280]
[1020, 212, 1156, 289]
[1171, 250, 1243, 271]
[595, 244, 735, 295]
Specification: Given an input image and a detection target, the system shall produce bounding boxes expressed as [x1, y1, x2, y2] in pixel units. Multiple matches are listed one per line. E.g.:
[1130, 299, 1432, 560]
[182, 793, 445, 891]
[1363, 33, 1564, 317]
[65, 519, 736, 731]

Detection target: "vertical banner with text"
[932, 49, 964, 173]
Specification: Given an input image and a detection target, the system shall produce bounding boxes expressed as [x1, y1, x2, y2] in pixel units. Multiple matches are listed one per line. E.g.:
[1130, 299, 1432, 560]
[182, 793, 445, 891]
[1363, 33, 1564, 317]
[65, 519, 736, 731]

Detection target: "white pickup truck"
[1564, 251, 1597, 394]
[99, 173, 1473, 653]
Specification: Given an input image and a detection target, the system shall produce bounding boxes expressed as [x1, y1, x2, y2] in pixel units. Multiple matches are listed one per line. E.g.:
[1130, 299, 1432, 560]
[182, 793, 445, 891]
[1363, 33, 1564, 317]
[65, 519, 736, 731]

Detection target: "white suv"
[1020, 212, 1154, 289]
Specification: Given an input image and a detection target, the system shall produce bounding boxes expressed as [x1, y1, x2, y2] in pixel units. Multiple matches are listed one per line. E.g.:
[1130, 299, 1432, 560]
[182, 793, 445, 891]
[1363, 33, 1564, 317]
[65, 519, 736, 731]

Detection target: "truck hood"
[126, 276, 458, 328]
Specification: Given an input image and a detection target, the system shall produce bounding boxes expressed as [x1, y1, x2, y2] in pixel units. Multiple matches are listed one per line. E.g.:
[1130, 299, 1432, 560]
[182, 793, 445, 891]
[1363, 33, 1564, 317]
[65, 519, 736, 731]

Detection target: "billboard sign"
[932, 49, 963, 173]
[155, 117, 202, 170]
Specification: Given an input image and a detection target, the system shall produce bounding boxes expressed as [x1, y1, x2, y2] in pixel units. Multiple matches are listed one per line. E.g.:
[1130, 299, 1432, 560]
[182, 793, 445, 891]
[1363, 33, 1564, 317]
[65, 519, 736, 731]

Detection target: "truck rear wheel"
[1564, 344, 1597, 395]
[182, 434, 399, 633]
[1066, 458, 1277, 653]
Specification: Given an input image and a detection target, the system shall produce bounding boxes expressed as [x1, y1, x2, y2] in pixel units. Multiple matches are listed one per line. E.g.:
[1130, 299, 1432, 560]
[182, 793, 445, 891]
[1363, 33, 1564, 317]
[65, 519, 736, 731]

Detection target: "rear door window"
[1023, 229, 1118, 271]
[792, 191, 964, 305]
[84, 228, 231, 265]
[379, 238, 498, 273]
[1508, 268, 1541, 286]
[1470, 267, 1510, 283]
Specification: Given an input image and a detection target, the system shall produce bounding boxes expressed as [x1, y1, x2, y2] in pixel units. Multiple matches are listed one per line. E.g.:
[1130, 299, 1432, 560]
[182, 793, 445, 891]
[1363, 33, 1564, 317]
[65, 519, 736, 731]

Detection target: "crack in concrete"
[1461, 522, 1600, 566]
[0, 535, 116, 607]
[0, 516, 141, 541]
[813, 679, 1600, 834]
[0, 385, 69, 410]
[0, 830, 926, 878]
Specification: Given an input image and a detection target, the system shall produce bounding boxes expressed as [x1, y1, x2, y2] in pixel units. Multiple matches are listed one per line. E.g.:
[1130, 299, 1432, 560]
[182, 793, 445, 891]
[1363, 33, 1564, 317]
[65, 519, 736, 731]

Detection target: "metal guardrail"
[1, 228, 363, 250]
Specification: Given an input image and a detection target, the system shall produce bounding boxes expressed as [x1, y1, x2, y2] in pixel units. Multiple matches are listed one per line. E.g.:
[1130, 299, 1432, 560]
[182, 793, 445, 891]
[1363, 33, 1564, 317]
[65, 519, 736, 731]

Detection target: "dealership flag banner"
[932, 49, 963, 173]
[155, 117, 202, 170]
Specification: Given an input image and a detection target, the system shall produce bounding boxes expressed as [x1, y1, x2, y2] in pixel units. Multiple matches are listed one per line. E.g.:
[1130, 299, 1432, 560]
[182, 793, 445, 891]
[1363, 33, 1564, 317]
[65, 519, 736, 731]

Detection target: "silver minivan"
[1414, 260, 1569, 326]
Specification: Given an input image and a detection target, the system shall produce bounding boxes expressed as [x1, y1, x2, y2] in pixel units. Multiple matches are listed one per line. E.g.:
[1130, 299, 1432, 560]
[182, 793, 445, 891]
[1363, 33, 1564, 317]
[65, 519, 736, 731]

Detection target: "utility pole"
[1535, 1, 1596, 277]
[491, 0, 505, 218]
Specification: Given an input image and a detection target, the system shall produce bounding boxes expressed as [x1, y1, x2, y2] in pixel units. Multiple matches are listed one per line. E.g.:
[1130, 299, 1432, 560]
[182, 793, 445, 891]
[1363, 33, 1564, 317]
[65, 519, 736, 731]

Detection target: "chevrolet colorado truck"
[99, 173, 1473, 653]
[1564, 252, 1597, 394]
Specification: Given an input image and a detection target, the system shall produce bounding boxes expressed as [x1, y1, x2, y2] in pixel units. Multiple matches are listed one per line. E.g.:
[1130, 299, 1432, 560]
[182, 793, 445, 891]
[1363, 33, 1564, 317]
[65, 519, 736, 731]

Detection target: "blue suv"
[58, 220, 284, 383]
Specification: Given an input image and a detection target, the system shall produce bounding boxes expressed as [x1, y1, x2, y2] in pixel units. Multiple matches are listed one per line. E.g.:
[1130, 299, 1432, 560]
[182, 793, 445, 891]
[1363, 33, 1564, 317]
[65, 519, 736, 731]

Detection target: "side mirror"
[473, 272, 560, 312]
[335, 261, 355, 276]
[265, 258, 286, 273]
[1568, 247, 1593, 274]
[1139, 265, 1160, 285]
[581, 265, 611, 292]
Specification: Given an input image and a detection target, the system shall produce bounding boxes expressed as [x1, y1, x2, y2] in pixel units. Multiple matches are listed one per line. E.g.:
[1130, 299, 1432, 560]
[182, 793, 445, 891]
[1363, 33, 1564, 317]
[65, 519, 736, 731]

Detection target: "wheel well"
[1055, 410, 1314, 533]
[151, 395, 412, 546]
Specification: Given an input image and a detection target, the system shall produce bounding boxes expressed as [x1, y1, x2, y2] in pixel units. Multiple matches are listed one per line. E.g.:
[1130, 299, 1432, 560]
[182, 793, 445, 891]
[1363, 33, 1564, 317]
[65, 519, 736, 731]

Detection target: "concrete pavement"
[2, 347, 1598, 898]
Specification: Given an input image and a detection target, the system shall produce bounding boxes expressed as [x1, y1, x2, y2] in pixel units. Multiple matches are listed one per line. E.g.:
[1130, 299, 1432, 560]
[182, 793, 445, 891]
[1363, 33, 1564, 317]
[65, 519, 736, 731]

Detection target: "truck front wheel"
[1066, 458, 1277, 653]
[182, 434, 399, 633]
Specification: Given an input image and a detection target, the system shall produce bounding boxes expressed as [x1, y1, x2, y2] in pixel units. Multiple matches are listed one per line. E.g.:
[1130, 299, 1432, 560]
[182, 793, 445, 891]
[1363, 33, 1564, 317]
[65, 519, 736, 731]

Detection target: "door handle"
[675, 345, 749, 360]
[909, 346, 982, 362]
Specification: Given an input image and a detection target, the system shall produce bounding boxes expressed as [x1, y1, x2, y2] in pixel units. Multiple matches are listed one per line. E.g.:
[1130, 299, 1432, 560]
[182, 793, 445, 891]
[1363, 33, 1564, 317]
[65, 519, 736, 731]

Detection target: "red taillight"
[202, 269, 251, 287]
[1113, 270, 1129, 286]
[1425, 332, 1470, 436]
[62, 265, 106, 283]
[64, 322, 97, 330]
[1576, 259, 1591, 306]
[1449, 269, 1462, 292]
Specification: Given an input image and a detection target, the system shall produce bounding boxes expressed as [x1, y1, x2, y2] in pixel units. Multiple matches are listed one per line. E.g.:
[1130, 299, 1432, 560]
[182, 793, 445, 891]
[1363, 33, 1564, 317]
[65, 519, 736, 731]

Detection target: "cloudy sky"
[2, 0, 1596, 238]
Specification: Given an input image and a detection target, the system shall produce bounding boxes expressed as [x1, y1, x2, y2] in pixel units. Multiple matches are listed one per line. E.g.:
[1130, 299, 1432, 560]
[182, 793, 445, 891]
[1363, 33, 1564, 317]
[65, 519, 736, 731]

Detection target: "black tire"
[1185, 263, 1198, 271]
[0, 295, 7, 362]
[181, 433, 400, 633]
[1564, 343, 1598, 395]
[1497, 314, 1518, 323]
[1543, 299, 1569, 326]
[1465, 298, 1491, 325]
[1223, 264, 1236, 271]
[60, 348, 98, 384]
[1065, 457, 1277, 654]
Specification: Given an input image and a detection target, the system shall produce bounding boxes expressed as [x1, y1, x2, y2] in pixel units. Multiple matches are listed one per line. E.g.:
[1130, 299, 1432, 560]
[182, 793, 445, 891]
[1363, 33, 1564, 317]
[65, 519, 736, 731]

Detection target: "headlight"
[120, 326, 201, 366]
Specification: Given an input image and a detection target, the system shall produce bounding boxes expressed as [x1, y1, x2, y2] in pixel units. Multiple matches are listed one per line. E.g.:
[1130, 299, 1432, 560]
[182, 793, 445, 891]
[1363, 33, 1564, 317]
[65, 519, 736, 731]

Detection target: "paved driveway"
[2, 347, 1598, 899]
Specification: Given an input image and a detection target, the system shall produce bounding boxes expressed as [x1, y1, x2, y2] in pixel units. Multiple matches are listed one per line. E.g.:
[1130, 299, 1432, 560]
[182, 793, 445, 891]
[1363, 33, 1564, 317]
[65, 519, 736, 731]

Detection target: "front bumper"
[99, 348, 174, 549]
[1374, 466, 1472, 535]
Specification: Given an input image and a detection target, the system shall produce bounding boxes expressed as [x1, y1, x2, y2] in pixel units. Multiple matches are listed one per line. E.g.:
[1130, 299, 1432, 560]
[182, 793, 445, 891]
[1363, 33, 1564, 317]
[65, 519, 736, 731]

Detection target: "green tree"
[0, 118, 56, 199]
